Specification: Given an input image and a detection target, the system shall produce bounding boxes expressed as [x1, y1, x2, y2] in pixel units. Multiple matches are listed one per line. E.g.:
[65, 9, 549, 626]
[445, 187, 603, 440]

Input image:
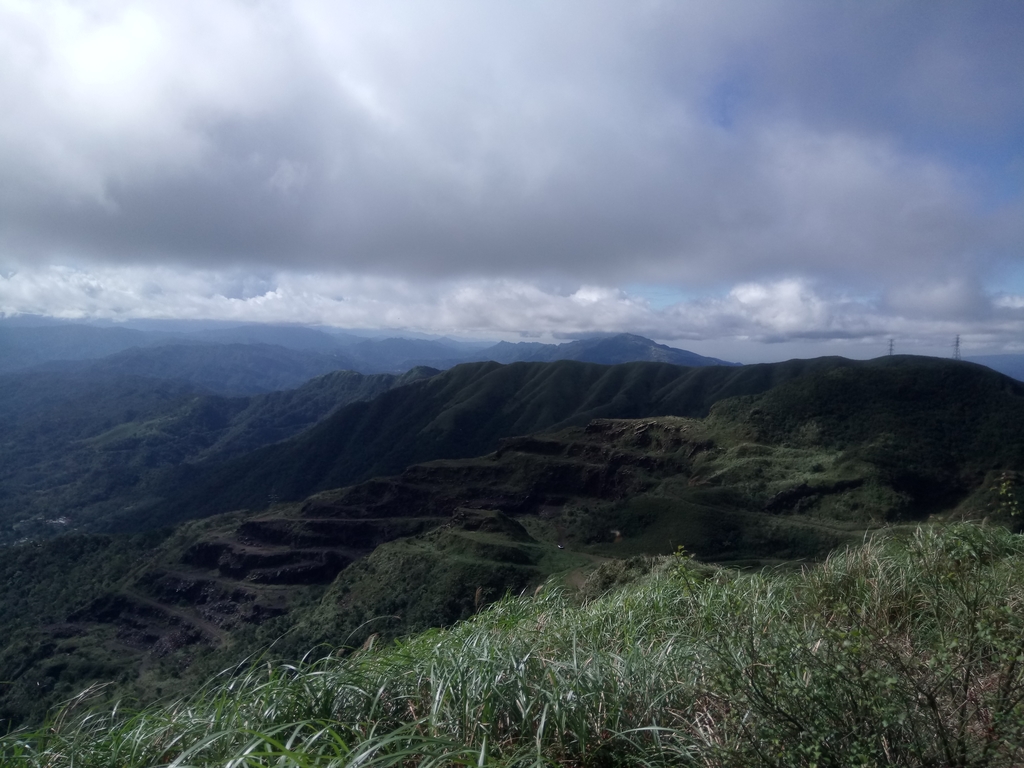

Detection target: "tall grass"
[5, 523, 1024, 767]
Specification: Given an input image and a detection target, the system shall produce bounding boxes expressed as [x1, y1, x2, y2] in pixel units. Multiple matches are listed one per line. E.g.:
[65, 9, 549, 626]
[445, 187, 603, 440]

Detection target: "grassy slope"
[292, 357, 1024, 652]
[3, 357, 1023, 729]
[5, 523, 1024, 767]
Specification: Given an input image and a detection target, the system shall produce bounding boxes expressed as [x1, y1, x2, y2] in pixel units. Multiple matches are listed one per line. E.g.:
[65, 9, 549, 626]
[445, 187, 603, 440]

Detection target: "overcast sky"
[1, 0, 1022, 361]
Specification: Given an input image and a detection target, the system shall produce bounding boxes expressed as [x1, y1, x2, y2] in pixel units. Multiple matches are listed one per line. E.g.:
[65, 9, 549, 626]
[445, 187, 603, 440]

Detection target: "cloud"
[882, 278, 993, 320]
[0, 1, 1021, 352]
[3, 265, 1022, 358]
[1, 3, 1020, 273]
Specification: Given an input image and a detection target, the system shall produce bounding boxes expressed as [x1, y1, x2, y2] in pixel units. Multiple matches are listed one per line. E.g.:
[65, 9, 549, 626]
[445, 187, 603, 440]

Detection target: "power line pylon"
[888, 338, 894, 356]
[953, 335, 961, 361]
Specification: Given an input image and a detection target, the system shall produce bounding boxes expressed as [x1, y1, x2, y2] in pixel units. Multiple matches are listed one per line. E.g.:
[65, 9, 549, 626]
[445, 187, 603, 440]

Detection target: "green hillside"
[146, 356, 870, 529]
[5, 523, 1024, 766]
[1, 356, 1022, 730]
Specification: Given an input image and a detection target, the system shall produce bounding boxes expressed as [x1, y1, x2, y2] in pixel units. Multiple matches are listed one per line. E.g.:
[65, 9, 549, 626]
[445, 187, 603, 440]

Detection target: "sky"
[1, 0, 1023, 362]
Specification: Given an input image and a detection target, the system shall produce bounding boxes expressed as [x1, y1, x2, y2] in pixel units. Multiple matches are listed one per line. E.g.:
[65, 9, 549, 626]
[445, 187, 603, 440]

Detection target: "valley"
[0, 367, 436, 544]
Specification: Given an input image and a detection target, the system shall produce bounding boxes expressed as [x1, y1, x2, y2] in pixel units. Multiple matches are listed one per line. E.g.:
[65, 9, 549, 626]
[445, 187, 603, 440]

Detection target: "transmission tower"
[953, 335, 961, 361]
[888, 338, 894, 356]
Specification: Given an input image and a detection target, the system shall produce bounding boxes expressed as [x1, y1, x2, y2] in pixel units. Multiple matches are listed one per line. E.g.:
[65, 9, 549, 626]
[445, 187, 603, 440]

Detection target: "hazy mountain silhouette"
[481, 333, 737, 366]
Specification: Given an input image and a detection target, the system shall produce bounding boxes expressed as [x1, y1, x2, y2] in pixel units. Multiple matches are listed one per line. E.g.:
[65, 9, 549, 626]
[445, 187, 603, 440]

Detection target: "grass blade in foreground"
[4, 523, 1024, 767]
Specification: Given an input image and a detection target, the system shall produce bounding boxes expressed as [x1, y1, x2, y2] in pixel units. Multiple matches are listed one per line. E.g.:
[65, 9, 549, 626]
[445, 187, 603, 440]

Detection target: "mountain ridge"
[1, 355, 1022, 728]
[1, 320, 738, 377]
[483, 333, 737, 367]
[140, 357, 834, 528]
[141, 355, 993, 531]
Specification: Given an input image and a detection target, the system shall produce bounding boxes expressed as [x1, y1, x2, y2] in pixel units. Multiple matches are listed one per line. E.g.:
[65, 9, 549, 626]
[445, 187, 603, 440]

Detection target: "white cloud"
[0, 1, 1021, 353]
[0, 2, 1017, 280]
[883, 278, 991, 320]
[3, 265, 1022, 357]
[0, 1, 296, 207]
[724, 280, 834, 333]
[995, 295, 1024, 310]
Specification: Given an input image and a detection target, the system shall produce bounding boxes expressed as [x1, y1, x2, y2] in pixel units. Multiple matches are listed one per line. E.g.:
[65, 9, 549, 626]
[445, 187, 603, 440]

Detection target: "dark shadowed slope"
[0, 367, 437, 543]
[712, 355, 1024, 510]
[191, 366, 439, 460]
[1, 322, 738, 378]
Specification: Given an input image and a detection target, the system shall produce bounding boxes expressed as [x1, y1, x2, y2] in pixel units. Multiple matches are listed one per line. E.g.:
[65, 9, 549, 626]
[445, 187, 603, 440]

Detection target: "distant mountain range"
[1, 320, 736, 386]
[966, 354, 1024, 383]
[482, 334, 735, 367]
[5, 318, 1024, 385]
[0, 321, 746, 545]
[38, 343, 359, 395]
